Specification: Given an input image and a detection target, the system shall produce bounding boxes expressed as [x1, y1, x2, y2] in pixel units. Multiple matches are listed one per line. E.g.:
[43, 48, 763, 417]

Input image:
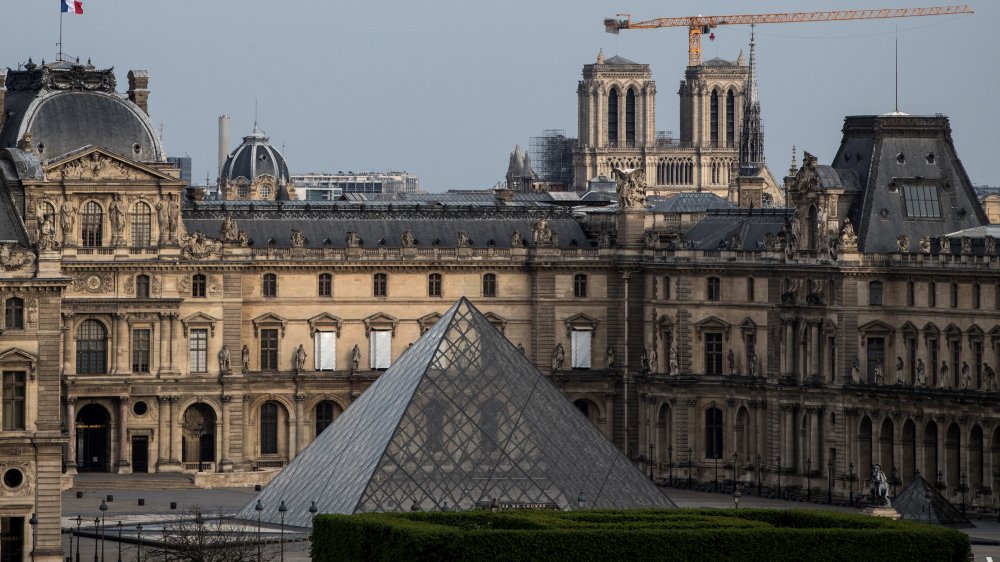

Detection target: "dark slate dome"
[220, 128, 290, 187]
[1, 59, 163, 161]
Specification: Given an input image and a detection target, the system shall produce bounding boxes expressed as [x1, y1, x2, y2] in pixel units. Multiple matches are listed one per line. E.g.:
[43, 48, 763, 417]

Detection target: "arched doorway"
[946, 423, 961, 492]
[76, 404, 111, 472]
[970, 425, 984, 492]
[879, 418, 895, 480]
[657, 403, 672, 466]
[735, 407, 751, 464]
[181, 404, 216, 471]
[923, 421, 939, 479]
[858, 417, 873, 476]
[901, 420, 916, 485]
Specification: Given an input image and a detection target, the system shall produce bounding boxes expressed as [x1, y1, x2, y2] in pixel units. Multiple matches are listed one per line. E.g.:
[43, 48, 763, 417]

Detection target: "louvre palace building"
[0, 54, 996, 558]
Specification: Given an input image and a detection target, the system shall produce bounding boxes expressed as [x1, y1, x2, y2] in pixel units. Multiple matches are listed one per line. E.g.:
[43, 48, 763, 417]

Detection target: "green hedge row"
[311, 509, 971, 562]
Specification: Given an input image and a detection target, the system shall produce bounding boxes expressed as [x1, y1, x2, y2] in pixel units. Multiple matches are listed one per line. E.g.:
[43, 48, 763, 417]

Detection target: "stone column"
[220, 395, 233, 472]
[114, 313, 127, 375]
[65, 398, 78, 473]
[168, 313, 177, 372]
[809, 406, 822, 468]
[157, 396, 169, 469]
[169, 396, 180, 463]
[781, 321, 793, 377]
[117, 397, 131, 473]
[782, 405, 795, 469]
[158, 313, 167, 376]
[809, 321, 821, 381]
[294, 393, 306, 459]
[62, 313, 75, 376]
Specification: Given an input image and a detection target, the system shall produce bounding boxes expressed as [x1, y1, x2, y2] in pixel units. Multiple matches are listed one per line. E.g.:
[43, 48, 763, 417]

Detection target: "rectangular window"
[974, 283, 981, 309]
[570, 329, 593, 370]
[482, 274, 497, 297]
[901, 184, 942, 218]
[370, 330, 392, 370]
[373, 274, 387, 297]
[707, 277, 721, 302]
[746, 278, 755, 302]
[132, 329, 151, 373]
[663, 276, 671, 300]
[929, 282, 937, 307]
[189, 329, 208, 373]
[260, 329, 278, 371]
[906, 281, 915, 307]
[0, 516, 25, 562]
[705, 333, 723, 375]
[2, 371, 26, 430]
[318, 274, 333, 297]
[866, 337, 885, 384]
[314, 331, 336, 371]
[950, 283, 958, 308]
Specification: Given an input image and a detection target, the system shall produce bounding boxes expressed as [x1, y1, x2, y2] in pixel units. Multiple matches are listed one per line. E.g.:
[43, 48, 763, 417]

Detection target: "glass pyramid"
[238, 298, 674, 528]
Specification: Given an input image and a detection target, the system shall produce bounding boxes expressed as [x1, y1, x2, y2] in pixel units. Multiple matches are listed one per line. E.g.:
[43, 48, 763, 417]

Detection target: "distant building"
[166, 156, 192, 187]
[219, 127, 296, 201]
[292, 172, 420, 200]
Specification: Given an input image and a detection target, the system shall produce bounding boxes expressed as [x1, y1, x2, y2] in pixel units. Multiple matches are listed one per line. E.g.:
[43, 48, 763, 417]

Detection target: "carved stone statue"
[531, 217, 555, 245]
[180, 231, 222, 260]
[456, 231, 471, 247]
[351, 344, 361, 371]
[669, 346, 679, 376]
[640, 347, 650, 373]
[728, 349, 736, 376]
[60, 199, 77, 240]
[961, 237, 972, 256]
[916, 359, 926, 387]
[869, 464, 891, 508]
[985, 363, 998, 391]
[840, 218, 858, 249]
[220, 212, 240, 243]
[517, 343, 525, 355]
[606, 345, 615, 369]
[896, 234, 909, 254]
[109, 193, 127, 245]
[218, 345, 231, 373]
[961, 361, 972, 390]
[895, 356, 904, 385]
[0, 244, 36, 272]
[551, 343, 565, 372]
[167, 193, 181, 242]
[939, 361, 949, 388]
[648, 347, 657, 373]
[241, 344, 250, 371]
[851, 356, 860, 384]
[919, 235, 932, 254]
[38, 216, 59, 251]
[748, 350, 758, 378]
[986, 236, 997, 256]
[157, 194, 180, 244]
[511, 230, 523, 247]
[290, 229, 306, 247]
[294, 344, 307, 373]
[611, 167, 647, 208]
[938, 235, 950, 254]
[346, 231, 360, 248]
[401, 229, 415, 247]
[872, 359, 883, 385]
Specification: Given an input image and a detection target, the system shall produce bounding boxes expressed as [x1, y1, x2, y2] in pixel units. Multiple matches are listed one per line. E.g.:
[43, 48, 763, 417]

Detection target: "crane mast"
[604, 5, 973, 66]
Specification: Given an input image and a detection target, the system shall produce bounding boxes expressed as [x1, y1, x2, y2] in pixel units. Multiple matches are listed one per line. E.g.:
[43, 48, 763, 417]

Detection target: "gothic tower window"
[710, 90, 720, 146]
[131, 202, 152, 246]
[726, 90, 735, 146]
[81, 201, 103, 247]
[77, 319, 108, 374]
[607, 88, 619, 146]
[625, 87, 636, 146]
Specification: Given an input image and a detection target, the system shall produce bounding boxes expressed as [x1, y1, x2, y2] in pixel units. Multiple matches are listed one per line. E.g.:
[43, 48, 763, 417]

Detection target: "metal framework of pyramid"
[893, 475, 974, 528]
[238, 297, 673, 528]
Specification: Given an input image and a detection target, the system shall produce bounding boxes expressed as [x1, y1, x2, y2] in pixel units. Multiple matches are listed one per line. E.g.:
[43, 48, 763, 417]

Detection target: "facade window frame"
[705, 332, 724, 375]
[262, 273, 278, 298]
[373, 273, 388, 297]
[260, 328, 279, 371]
[1, 370, 26, 431]
[869, 281, 883, 306]
[705, 407, 724, 459]
[318, 273, 333, 297]
[482, 273, 497, 297]
[132, 328, 151, 373]
[573, 274, 588, 298]
[81, 201, 104, 247]
[191, 274, 206, 298]
[428, 273, 442, 298]
[259, 402, 279, 455]
[707, 277, 721, 302]
[4, 297, 23, 330]
[76, 319, 108, 375]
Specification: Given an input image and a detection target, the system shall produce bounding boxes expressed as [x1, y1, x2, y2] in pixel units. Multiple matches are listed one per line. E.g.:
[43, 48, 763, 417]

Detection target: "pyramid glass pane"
[238, 298, 673, 528]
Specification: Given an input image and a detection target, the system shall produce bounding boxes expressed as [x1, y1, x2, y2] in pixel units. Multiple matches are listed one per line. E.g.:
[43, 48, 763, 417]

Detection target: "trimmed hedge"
[311, 508, 971, 562]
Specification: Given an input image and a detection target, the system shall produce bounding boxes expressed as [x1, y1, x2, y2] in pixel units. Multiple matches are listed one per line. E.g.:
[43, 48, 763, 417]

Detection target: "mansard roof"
[685, 208, 791, 250]
[651, 192, 735, 213]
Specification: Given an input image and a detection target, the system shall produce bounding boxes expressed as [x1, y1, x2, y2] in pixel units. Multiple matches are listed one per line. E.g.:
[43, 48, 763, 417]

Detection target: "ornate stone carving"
[208, 276, 222, 296]
[961, 237, 972, 256]
[180, 231, 222, 260]
[896, 234, 909, 254]
[218, 212, 249, 246]
[124, 275, 134, 294]
[456, 231, 472, 247]
[156, 194, 181, 245]
[401, 229, 416, 247]
[73, 273, 113, 293]
[54, 153, 139, 181]
[26, 298, 37, 326]
[612, 167, 647, 208]
[511, 230, 523, 247]
[840, 218, 857, 250]
[345, 231, 360, 248]
[531, 217, 556, 245]
[151, 275, 161, 296]
[37, 215, 59, 252]
[919, 235, 932, 254]
[0, 244, 36, 272]
[290, 229, 306, 247]
[60, 199, 77, 241]
[177, 275, 191, 293]
[986, 236, 997, 256]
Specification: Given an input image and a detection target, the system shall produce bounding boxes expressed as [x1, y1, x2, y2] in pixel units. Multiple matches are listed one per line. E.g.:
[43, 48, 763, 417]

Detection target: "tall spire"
[739, 25, 765, 177]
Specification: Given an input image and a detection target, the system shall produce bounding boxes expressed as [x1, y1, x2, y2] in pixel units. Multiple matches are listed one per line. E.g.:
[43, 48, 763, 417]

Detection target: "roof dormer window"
[901, 184, 941, 219]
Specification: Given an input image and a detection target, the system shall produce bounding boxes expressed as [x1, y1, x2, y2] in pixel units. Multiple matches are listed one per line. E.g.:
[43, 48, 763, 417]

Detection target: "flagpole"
[58, 8, 64, 61]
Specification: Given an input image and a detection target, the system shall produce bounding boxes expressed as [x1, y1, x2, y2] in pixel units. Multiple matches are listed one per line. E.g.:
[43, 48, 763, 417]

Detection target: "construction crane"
[605, 6, 973, 67]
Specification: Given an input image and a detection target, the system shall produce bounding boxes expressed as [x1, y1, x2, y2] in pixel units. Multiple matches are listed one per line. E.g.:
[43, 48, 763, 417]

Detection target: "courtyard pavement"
[59, 473, 1000, 561]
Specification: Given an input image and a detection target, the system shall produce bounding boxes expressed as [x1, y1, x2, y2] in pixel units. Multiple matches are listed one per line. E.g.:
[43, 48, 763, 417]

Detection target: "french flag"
[61, 0, 83, 14]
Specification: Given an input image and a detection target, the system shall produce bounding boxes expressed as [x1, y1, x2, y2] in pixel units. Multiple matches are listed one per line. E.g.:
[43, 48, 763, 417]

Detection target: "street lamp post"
[924, 488, 933, 523]
[195, 423, 205, 472]
[278, 500, 287, 562]
[136, 523, 142, 562]
[254, 500, 263, 562]
[827, 459, 833, 504]
[309, 501, 318, 525]
[28, 513, 37, 562]
[959, 472, 968, 517]
[99, 500, 108, 562]
[116, 521, 122, 562]
[732, 452, 739, 493]
[92, 517, 99, 562]
[687, 448, 693, 487]
[756, 454, 762, 497]
[777, 456, 782, 499]
[649, 444, 655, 480]
[75, 515, 82, 562]
[806, 458, 812, 502]
[848, 462, 855, 506]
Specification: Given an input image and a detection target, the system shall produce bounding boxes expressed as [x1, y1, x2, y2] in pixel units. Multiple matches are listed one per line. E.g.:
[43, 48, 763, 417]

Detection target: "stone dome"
[220, 127, 291, 200]
[1, 59, 164, 161]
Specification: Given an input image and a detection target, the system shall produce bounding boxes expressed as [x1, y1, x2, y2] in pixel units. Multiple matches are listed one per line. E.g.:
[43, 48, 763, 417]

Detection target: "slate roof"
[604, 55, 638, 65]
[220, 128, 290, 185]
[237, 298, 674, 527]
[685, 209, 791, 250]
[651, 192, 735, 214]
[182, 201, 592, 249]
[893, 476, 973, 528]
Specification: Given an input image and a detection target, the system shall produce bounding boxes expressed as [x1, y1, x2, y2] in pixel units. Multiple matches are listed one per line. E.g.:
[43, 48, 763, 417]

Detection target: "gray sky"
[4, 1, 997, 190]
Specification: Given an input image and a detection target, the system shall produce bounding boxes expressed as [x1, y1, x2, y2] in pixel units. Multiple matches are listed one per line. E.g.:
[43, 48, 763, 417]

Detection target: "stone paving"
[60, 474, 1000, 561]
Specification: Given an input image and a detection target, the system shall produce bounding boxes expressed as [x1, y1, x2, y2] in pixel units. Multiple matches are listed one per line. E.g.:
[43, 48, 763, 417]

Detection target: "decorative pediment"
[0, 348, 38, 379]
[900, 321, 918, 335]
[858, 320, 894, 336]
[418, 312, 442, 334]
[943, 323, 962, 338]
[43, 147, 176, 182]
[364, 312, 398, 336]
[989, 325, 1000, 341]
[252, 312, 287, 337]
[657, 314, 674, 330]
[308, 312, 343, 337]
[822, 319, 838, 333]
[695, 316, 731, 341]
[564, 312, 599, 335]
[482, 312, 508, 334]
[923, 322, 940, 336]
[740, 318, 757, 334]
[181, 312, 219, 337]
[966, 324, 984, 338]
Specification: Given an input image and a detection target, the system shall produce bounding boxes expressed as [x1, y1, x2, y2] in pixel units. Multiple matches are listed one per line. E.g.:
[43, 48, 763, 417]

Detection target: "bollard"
[170, 502, 177, 510]
[76, 491, 83, 499]
[138, 499, 145, 506]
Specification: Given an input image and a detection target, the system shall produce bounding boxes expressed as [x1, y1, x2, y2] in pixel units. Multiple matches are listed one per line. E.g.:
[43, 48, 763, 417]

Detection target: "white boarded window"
[370, 330, 392, 370]
[314, 331, 336, 371]
[571, 329, 592, 369]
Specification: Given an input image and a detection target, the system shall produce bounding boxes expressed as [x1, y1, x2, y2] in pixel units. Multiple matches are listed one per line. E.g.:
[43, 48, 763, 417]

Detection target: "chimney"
[218, 115, 230, 178]
[0, 71, 6, 132]
[127, 70, 149, 115]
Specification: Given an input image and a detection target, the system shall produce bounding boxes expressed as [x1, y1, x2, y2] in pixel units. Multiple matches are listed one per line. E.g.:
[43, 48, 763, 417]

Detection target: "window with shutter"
[370, 330, 392, 370]
[570, 329, 592, 369]
[314, 331, 337, 371]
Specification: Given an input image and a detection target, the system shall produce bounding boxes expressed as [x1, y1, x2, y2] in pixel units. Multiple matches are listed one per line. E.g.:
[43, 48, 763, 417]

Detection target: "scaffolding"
[529, 130, 575, 186]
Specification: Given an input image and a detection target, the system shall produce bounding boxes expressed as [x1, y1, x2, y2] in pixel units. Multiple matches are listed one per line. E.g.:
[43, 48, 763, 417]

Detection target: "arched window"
[705, 407, 723, 459]
[262, 273, 277, 297]
[726, 90, 735, 146]
[77, 319, 108, 374]
[428, 273, 442, 297]
[625, 87, 636, 146]
[315, 401, 338, 436]
[81, 201, 103, 247]
[192, 274, 206, 298]
[607, 88, 619, 146]
[38, 201, 56, 232]
[136, 275, 150, 299]
[236, 182, 250, 198]
[869, 281, 883, 306]
[260, 402, 279, 455]
[573, 274, 588, 298]
[131, 202, 152, 246]
[482, 273, 497, 297]
[4, 297, 23, 330]
[373, 273, 387, 297]
[318, 273, 332, 297]
[710, 90, 720, 146]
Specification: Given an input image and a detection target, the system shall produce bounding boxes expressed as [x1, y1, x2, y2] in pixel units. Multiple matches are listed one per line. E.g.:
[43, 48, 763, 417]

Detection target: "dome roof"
[221, 128, 290, 187]
[1, 60, 164, 161]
